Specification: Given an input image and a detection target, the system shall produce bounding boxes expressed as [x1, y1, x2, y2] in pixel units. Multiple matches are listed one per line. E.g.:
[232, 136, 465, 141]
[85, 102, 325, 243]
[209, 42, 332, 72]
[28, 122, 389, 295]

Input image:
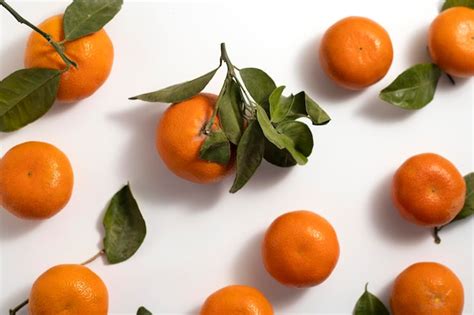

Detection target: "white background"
[0, 1, 473, 314]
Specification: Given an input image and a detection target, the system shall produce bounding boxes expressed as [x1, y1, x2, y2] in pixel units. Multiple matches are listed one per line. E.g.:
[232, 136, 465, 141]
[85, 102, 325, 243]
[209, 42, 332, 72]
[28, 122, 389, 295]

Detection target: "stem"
[0, 0, 77, 68]
[433, 226, 443, 244]
[446, 73, 456, 85]
[9, 299, 28, 315]
[203, 78, 228, 135]
[220, 43, 236, 77]
[81, 249, 105, 266]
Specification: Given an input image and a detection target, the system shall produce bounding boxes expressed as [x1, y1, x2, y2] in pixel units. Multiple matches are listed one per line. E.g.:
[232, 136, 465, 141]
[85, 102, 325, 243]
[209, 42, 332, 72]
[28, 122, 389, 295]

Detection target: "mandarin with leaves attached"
[24, 14, 114, 102]
[156, 93, 234, 183]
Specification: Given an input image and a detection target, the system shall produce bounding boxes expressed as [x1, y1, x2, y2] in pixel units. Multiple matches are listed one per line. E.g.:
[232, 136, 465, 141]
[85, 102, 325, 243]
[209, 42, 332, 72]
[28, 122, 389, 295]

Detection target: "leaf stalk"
[9, 299, 29, 315]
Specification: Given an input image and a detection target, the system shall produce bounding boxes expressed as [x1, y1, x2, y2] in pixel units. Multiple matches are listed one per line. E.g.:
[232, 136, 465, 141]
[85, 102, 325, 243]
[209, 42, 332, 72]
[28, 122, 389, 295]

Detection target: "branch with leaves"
[130, 43, 330, 193]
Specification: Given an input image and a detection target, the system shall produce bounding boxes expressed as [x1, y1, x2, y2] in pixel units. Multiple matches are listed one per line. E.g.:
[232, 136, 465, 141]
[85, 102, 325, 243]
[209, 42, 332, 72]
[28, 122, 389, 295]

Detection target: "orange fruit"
[428, 7, 474, 77]
[24, 14, 114, 102]
[390, 262, 464, 315]
[200, 285, 273, 315]
[262, 210, 340, 287]
[319, 16, 393, 90]
[29, 264, 108, 315]
[156, 93, 234, 184]
[392, 153, 466, 227]
[0, 141, 74, 219]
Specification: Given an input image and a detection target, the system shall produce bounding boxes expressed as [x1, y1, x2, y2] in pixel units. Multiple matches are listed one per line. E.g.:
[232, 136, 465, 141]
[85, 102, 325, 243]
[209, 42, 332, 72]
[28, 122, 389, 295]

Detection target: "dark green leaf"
[256, 105, 307, 165]
[354, 283, 390, 315]
[103, 184, 146, 264]
[451, 173, 474, 222]
[380, 63, 442, 110]
[199, 129, 231, 164]
[137, 306, 152, 315]
[442, 0, 474, 10]
[64, 0, 123, 41]
[264, 120, 313, 167]
[269, 86, 294, 123]
[129, 68, 219, 103]
[287, 92, 331, 125]
[218, 79, 244, 144]
[0, 68, 60, 132]
[230, 120, 265, 193]
[240, 68, 276, 107]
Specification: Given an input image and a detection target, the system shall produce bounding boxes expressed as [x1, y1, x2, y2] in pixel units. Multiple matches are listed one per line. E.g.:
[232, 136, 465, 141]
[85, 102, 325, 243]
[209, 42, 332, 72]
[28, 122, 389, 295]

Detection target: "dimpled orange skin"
[156, 93, 234, 184]
[391, 262, 464, 315]
[24, 14, 114, 102]
[29, 264, 108, 315]
[262, 210, 340, 287]
[428, 7, 474, 77]
[0, 141, 74, 219]
[319, 16, 393, 90]
[200, 285, 273, 315]
[392, 153, 466, 227]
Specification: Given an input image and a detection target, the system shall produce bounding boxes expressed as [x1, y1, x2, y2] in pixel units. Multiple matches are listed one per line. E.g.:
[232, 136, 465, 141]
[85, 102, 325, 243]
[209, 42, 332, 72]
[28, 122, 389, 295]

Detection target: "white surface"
[0, 0, 473, 314]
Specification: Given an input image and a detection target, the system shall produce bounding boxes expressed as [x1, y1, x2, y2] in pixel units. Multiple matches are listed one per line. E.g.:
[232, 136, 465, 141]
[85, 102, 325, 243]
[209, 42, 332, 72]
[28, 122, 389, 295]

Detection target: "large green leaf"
[380, 63, 442, 110]
[239, 68, 276, 108]
[451, 173, 474, 222]
[229, 120, 265, 193]
[64, 0, 123, 41]
[287, 92, 330, 125]
[256, 105, 307, 165]
[199, 129, 231, 164]
[129, 68, 219, 103]
[264, 120, 313, 167]
[218, 79, 244, 144]
[354, 283, 390, 315]
[442, 0, 474, 10]
[137, 306, 152, 315]
[269, 86, 294, 123]
[0, 68, 60, 132]
[103, 184, 146, 264]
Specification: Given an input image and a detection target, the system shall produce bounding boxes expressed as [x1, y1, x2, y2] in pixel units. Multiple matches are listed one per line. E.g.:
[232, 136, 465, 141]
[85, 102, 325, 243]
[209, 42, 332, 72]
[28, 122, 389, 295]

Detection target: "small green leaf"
[0, 68, 60, 132]
[269, 86, 294, 123]
[64, 0, 123, 41]
[442, 0, 474, 10]
[103, 184, 146, 264]
[129, 68, 219, 103]
[240, 68, 276, 107]
[230, 120, 265, 193]
[354, 283, 390, 315]
[137, 306, 152, 315]
[256, 105, 307, 165]
[218, 79, 244, 144]
[380, 63, 442, 110]
[264, 120, 313, 167]
[451, 173, 474, 222]
[287, 92, 331, 125]
[199, 129, 231, 164]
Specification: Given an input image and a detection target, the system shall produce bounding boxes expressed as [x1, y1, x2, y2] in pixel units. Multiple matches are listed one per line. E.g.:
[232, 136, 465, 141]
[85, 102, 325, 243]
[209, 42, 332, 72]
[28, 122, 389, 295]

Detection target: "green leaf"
[218, 79, 244, 144]
[264, 120, 313, 167]
[240, 68, 276, 107]
[0, 68, 60, 132]
[137, 306, 152, 315]
[103, 184, 146, 264]
[129, 68, 219, 103]
[287, 92, 331, 125]
[442, 0, 474, 10]
[451, 173, 474, 222]
[199, 129, 231, 164]
[256, 105, 307, 165]
[354, 283, 390, 315]
[269, 86, 294, 123]
[230, 120, 265, 193]
[63, 0, 123, 41]
[379, 63, 442, 110]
